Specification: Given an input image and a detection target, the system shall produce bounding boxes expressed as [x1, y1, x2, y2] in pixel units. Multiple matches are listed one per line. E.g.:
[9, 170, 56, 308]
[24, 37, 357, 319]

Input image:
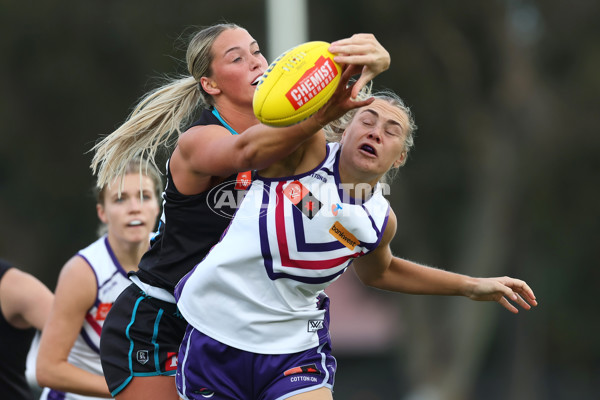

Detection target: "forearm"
[353, 210, 536, 312]
[234, 60, 376, 172]
[365, 257, 477, 296]
[236, 117, 323, 171]
[37, 360, 111, 398]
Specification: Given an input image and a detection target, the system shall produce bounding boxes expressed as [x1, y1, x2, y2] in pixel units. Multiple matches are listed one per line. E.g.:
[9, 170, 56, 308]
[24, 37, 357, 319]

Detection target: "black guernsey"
[0, 259, 36, 400]
[134, 108, 246, 294]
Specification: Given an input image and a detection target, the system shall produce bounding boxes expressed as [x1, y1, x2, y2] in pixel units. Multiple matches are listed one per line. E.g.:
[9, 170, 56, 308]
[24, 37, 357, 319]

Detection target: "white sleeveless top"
[175, 143, 390, 354]
[40, 235, 132, 400]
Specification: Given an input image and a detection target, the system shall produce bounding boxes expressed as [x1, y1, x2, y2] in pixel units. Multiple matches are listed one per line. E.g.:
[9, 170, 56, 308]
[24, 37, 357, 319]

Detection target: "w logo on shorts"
[307, 320, 324, 332]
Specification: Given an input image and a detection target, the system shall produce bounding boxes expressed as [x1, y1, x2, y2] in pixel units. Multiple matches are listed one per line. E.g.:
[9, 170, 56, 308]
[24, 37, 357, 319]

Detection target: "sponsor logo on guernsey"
[283, 181, 322, 219]
[193, 388, 215, 398]
[300, 192, 322, 219]
[283, 181, 309, 205]
[285, 55, 338, 110]
[95, 302, 112, 320]
[234, 170, 252, 190]
[329, 221, 360, 250]
[284, 363, 322, 377]
[165, 352, 178, 371]
[331, 203, 342, 216]
[307, 319, 324, 332]
[136, 350, 149, 365]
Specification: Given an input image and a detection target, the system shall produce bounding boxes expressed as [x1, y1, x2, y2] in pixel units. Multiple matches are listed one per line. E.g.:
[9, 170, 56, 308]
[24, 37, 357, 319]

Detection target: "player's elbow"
[354, 268, 386, 289]
[35, 359, 52, 388]
[236, 140, 268, 171]
[360, 275, 387, 289]
[36, 355, 59, 388]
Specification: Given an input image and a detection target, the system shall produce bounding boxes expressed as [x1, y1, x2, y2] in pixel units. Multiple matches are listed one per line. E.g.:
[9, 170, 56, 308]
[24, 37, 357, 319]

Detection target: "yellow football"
[253, 41, 342, 127]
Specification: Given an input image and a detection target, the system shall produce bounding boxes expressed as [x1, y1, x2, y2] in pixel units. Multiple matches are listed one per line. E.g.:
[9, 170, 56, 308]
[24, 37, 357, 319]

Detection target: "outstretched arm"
[174, 60, 376, 189]
[352, 210, 538, 313]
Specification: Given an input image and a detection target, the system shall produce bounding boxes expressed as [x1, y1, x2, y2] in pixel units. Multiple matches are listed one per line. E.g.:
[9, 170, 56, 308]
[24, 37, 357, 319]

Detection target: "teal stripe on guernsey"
[212, 108, 239, 135]
[152, 308, 164, 372]
[112, 295, 145, 397]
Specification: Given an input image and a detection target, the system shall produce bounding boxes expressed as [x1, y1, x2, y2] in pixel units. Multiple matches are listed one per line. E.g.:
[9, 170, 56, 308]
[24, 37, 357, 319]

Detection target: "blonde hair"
[90, 23, 241, 189]
[324, 85, 417, 183]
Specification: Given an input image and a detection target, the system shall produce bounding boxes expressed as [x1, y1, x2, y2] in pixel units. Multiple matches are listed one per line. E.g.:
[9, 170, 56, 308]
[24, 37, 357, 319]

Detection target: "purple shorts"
[176, 295, 337, 400]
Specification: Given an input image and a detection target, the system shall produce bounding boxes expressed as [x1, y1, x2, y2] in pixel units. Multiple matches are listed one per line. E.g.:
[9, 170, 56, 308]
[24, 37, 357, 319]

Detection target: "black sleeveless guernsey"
[134, 108, 248, 294]
[0, 259, 36, 400]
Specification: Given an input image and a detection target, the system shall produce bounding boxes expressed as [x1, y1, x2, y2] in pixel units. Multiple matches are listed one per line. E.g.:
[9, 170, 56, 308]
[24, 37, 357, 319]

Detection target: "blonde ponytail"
[91, 23, 241, 189]
[91, 76, 200, 189]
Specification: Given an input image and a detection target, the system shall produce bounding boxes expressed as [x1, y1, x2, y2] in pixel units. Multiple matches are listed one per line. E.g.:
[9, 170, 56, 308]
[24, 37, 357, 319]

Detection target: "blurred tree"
[309, 0, 600, 399]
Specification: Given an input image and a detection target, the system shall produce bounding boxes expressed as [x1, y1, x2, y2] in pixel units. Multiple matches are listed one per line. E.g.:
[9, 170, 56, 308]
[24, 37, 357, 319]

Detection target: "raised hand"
[329, 33, 391, 98]
[311, 63, 375, 128]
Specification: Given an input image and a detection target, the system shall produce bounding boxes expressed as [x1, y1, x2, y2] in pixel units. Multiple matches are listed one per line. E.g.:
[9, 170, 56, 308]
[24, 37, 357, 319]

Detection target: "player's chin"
[243, 87, 257, 103]
[123, 228, 151, 243]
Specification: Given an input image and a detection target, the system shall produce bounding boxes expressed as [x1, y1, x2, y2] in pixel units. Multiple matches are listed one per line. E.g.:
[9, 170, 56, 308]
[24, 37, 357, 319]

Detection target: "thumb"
[351, 75, 369, 98]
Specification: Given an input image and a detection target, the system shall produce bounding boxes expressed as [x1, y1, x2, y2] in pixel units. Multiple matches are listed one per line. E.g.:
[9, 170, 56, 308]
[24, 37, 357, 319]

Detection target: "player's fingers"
[513, 293, 532, 310]
[349, 95, 375, 109]
[333, 54, 390, 72]
[351, 76, 370, 98]
[339, 65, 368, 99]
[333, 53, 377, 63]
[340, 64, 362, 82]
[498, 296, 519, 314]
[519, 282, 537, 304]
[331, 49, 389, 74]
[506, 278, 538, 305]
[494, 282, 519, 303]
[329, 33, 378, 53]
[329, 66, 354, 100]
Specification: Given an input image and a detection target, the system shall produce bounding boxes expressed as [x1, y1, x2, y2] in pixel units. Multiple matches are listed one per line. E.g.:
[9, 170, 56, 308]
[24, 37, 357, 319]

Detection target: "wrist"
[461, 276, 480, 298]
[299, 115, 325, 136]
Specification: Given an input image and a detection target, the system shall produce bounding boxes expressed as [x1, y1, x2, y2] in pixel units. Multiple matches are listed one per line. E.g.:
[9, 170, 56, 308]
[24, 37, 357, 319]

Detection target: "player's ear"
[96, 203, 108, 224]
[393, 151, 407, 168]
[340, 129, 348, 145]
[200, 77, 221, 95]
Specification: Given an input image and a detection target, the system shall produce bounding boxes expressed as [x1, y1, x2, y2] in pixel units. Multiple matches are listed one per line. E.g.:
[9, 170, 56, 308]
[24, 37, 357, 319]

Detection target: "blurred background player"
[0, 258, 53, 400]
[36, 158, 161, 399]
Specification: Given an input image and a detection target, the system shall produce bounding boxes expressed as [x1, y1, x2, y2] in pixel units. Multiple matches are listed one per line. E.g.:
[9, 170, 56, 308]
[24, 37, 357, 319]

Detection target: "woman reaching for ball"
[36, 157, 162, 400]
[91, 22, 391, 400]
[174, 88, 538, 400]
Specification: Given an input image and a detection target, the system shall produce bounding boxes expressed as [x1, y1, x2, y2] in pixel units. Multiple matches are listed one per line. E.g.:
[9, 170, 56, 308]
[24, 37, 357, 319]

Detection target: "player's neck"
[213, 101, 259, 134]
[106, 235, 148, 273]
